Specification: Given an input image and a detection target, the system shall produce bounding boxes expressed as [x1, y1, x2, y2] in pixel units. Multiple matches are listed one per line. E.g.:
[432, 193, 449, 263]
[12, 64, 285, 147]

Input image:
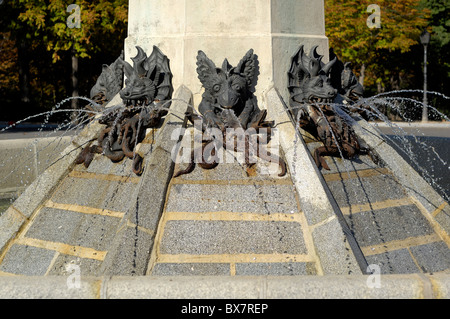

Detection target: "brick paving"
[306, 139, 450, 274]
[147, 150, 321, 276]
[0, 150, 142, 276]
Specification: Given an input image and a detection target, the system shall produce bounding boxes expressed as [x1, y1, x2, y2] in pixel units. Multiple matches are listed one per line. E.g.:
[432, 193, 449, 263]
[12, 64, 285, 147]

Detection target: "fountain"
[0, 0, 449, 299]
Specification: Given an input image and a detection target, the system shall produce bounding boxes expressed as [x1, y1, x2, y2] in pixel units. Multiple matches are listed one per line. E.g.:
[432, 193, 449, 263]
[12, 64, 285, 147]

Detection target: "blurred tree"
[0, 32, 19, 101]
[419, 0, 450, 98]
[325, 0, 430, 93]
[0, 0, 127, 121]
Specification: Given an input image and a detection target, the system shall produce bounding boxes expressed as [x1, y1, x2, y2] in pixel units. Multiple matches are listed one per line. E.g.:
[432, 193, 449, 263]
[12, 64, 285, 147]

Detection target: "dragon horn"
[119, 58, 135, 79]
[321, 56, 337, 75]
[131, 46, 147, 76]
[309, 45, 321, 60]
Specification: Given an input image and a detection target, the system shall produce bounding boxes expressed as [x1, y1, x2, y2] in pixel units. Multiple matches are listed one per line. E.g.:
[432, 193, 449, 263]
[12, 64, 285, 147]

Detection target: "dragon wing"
[196, 50, 220, 91]
[234, 49, 257, 87]
[145, 46, 173, 101]
[131, 46, 148, 77]
[287, 45, 309, 93]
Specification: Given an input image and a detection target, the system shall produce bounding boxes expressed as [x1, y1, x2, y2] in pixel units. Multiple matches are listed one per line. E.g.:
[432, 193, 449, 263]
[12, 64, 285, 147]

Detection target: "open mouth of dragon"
[308, 96, 334, 104]
[124, 97, 152, 107]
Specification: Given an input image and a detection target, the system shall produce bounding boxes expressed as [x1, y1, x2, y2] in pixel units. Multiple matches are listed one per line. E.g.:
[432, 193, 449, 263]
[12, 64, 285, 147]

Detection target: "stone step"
[302, 128, 450, 274]
[147, 159, 322, 276]
[0, 87, 192, 277]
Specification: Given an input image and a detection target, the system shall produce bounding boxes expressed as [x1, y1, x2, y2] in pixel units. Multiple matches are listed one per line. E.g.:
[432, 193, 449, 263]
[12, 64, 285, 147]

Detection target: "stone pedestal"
[125, 0, 329, 105]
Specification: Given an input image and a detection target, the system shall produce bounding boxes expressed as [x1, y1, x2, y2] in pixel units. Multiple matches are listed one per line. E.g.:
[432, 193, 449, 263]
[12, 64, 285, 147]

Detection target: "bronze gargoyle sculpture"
[328, 49, 371, 120]
[288, 45, 362, 170]
[174, 49, 286, 177]
[76, 45, 173, 175]
[90, 51, 125, 108]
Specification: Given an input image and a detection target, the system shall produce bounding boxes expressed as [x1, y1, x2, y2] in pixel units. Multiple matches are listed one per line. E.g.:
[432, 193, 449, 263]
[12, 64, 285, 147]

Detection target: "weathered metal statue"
[327, 49, 370, 120]
[288, 45, 362, 170]
[328, 49, 364, 103]
[196, 49, 261, 130]
[88, 51, 124, 114]
[76, 46, 173, 175]
[120, 46, 173, 106]
[174, 49, 286, 177]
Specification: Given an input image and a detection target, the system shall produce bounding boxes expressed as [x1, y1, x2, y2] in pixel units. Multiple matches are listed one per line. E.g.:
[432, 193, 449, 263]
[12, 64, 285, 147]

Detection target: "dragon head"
[120, 70, 157, 104]
[119, 46, 172, 106]
[288, 45, 338, 104]
[341, 62, 364, 100]
[90, 52, 124, 104]
[196, 49, 257, 109]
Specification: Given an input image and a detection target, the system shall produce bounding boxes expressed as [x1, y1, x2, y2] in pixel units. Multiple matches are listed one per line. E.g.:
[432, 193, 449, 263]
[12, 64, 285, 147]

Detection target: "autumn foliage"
[0, 0, 128, 121]
[325, 0, 430, 92]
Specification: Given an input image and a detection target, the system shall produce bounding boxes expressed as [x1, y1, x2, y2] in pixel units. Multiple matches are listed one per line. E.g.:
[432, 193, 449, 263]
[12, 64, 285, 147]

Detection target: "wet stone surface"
[326, 173, 407, 208]
[365, 249, 420, 274]
[345, 205, 435, 247]
[409, 242, 450, 273]
[304, 136, 450, 275]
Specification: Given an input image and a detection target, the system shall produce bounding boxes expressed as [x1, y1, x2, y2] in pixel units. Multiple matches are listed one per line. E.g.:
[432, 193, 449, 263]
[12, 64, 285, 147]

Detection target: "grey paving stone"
[81, 154, 136, 177]
[235, 262, 316, 276]
[125, 147, 180, 231]
[25, 207, 121, 251]
[0, 244, 55, 276]
[165, 183, 298, 214]
[345, 205, 435, 247]
[160, 220, 307, 255]
[306, 142, 379, 175]
[323, 155, 380, 175]
[151, 263, 230, 276]
[51, 177, 138, 213]
[409, 241, 450, 273]
[327, 173, 407, 208]
[175, 161, 251, 181]
[47, 254, 103, 276]
[366, 249, 420, 274]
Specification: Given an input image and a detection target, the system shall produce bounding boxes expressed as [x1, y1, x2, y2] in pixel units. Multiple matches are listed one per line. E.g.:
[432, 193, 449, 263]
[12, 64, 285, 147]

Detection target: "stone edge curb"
[99, 85, 192, 276]
[0, 136, 73, 197]
[0, 274, 448, 299]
